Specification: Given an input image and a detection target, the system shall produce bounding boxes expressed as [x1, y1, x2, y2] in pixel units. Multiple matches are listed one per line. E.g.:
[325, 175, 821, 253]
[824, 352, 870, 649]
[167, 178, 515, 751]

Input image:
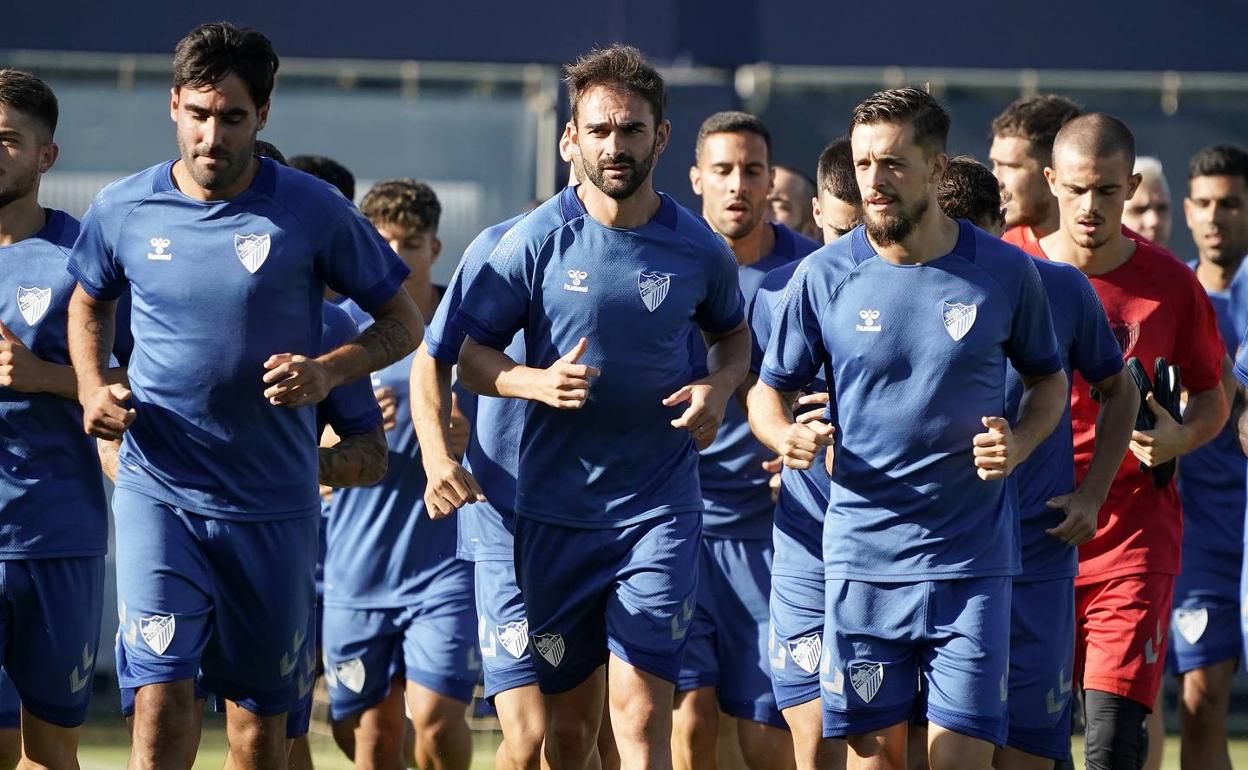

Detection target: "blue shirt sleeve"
[317, 306, 383, 438]
[66, 190, 128, 301]
[455, 226, 535, 350]
[747, 285, 775, 376]
[1005, 257, 1063, 378]
[425, 218, 518, 364]
[1068, 270, 1125, 386]
[692, 237, 745, 334]
[760, 263, 827, 393]
[312, 201, 410, 314]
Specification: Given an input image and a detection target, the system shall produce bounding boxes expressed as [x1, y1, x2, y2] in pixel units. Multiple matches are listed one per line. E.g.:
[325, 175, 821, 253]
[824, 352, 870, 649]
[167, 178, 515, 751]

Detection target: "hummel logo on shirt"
[855, 309, 882, 332]
[563, 270, 589, 293]
[147, 237, 172, 261]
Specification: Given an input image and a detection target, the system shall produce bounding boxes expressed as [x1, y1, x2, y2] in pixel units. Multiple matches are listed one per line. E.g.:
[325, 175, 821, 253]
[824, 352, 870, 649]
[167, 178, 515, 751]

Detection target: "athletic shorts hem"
[1074, 563, 1178, 587]
[514, 505, 702, 532]
[0, 712, 17, 729]
[406, 668, 476, 704]
[822, 566, 1020, 583]
[18, 695, 87, 729]
[926, 705, 1006, 747]
[1170, 646, 1240, 675]
[607, 639, 682, 686]
[198, 676, 297, 717]
[328, 688, 392, 721]
[0, 546, 108, 560]
[822, 704, 912, 739]
[719, 697, 787, 729]
[674, 674, 718, 694]
[774, 686, 820, 712]
[117, 667, 200, 691]
[483, 670, 540, 701]
[1006, 725, 1073, 761]
[1081, 678, 1153, 709]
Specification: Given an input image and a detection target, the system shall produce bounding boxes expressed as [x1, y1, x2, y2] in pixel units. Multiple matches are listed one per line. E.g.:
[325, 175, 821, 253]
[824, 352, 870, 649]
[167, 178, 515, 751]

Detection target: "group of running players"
[0, 18, 1246, 770]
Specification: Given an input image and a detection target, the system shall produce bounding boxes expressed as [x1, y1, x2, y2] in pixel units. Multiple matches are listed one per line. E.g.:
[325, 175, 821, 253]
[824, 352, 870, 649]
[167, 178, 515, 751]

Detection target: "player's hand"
[0, 321, 51, 393]
[319, 484, 334, 503]
[448, 392, 471, 458]
[262, 353, 332, 407]
[374, 386, 398, 432]
[423, 455, 486, 519]
[1130, 393, 1185, 468]
[665, 379, 730, 450]
[792, 392, 835, 474]
[777, 420, 834, 470]
[533, 337, 600, 409]
[973, 416, 1017, 481]
[762, 456, 783, 501]
[1045, 489, 1102, 546]
[82, 383, 136, 440]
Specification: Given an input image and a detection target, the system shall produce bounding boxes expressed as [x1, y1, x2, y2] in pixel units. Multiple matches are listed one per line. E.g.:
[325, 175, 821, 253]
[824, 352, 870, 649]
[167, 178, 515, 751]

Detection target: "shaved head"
[1052, 113, 1136, 168]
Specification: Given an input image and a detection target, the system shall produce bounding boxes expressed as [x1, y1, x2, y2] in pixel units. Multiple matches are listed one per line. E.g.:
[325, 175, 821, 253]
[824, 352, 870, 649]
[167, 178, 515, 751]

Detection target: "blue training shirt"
[67, 158, 408, 520]
[696, 223, 819, 541]
[760, 221, 1062, 581]
[1005, 258, 1123, 583]
[0, 210, 109, 558]
[455, 185, 744, 529]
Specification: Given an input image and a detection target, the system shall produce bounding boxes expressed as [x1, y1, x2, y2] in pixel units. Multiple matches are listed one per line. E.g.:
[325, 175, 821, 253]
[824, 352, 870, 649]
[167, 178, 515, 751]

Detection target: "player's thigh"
[18, 708, 81, 769]
[675, 538, 718, 696]
[1080, 574, 1173, 707]
[322, 605, 404, 722]
[770, 570, 825, 713]
[401, 559, 477, 706]
[474, 559, 539, 700]
[1004, 578, 1075, 763]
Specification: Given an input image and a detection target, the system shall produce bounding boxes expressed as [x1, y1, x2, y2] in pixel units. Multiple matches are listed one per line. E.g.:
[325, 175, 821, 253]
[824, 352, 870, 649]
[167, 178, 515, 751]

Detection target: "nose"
[200, 117, 221, 150]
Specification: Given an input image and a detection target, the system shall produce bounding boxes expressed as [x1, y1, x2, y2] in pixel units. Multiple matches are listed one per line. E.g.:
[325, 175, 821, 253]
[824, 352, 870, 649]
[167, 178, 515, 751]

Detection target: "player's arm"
[318, 425, 388, 488]
[974, 368, 1067, 481]
[458, 336, 600, 408]
[747, 380, 834, 470]
[67, 286, 135, 440]
[664, 320, 752, 449]
[1131, 380, 1228, 468]
[410, 342, 485, 518]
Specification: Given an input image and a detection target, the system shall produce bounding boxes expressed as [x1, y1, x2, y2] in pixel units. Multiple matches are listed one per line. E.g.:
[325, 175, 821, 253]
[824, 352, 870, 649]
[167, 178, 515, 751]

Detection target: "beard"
[578, 141, 658, 201]
[865, 196, 929, 247]
[177, 134, 255, 192]
[0, 163, 40, 210]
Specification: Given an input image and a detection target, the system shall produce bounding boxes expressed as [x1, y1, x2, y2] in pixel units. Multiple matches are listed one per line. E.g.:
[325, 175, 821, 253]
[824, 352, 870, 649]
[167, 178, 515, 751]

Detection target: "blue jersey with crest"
[0, 210, 109, 558]
[1004, 258, 1123, 582]
[455, 185, 744, 528]
[760, 221, 1061, 580]
[67, 158, 408, 520]
[695, 223, 819, 541]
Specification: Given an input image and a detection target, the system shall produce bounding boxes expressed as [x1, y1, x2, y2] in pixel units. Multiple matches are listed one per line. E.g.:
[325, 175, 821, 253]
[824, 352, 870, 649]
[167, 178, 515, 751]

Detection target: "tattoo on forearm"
[96, 439, 121, 483]
[318, 429, 388, 488]
[355, 317, 415, 373]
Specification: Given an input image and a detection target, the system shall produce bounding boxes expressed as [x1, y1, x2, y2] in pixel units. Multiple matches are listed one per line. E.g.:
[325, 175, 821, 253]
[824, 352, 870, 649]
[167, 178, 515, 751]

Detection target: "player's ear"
[929, 151, 949, 185]
[169, 87, 179, 124]
[689, 164, 702, 196]
[654, 119, 671, 155]
[256, 100, 271, 131]
[1125, 172, 1143, 201]
[1044, 167, 1058, 195]
[430, 237, 442, 264]
[38, 141, 59, 174]
[811, 196, 824, 229]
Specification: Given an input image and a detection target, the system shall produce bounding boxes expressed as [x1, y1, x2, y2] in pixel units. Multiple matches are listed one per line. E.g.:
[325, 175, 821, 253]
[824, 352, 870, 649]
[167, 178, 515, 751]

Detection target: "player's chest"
[538, 246, 701, 326]
[0, 260, 74, 354]
[1092, 286, 1171, 361]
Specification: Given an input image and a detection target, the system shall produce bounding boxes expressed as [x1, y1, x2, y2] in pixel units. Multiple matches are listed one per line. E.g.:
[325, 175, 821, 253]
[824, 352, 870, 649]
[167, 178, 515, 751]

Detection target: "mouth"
[864, 194, 895, 209]
[1076, 219, 1102, 233]
[725, 201, 751, 217]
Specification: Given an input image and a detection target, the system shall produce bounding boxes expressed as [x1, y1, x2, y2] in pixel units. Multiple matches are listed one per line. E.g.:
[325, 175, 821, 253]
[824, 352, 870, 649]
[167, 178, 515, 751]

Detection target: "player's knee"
[547, 713, 598, 758]
[1180, 668, 1233, 723]
[672, 690, 718, 747]
[15, 722, 77, 770]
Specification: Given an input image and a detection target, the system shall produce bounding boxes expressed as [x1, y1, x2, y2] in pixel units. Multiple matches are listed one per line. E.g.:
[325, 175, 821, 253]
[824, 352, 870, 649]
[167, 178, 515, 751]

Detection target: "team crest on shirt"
[848, 661, 884, 703]
[329, 657, 366, 694]
[16, 286, 51, 326]
[234, 233, 271, 274]
[497, 621, 530, 659]
[139, 614, 176, 656]
[532, 633, 565, 667]
[1110, 320, 1140, 355]
[1175, 608, 1209, 645]
[941, 301, 977, 341]
[787, 634, 823, 675]
[638, 271, 673, 312]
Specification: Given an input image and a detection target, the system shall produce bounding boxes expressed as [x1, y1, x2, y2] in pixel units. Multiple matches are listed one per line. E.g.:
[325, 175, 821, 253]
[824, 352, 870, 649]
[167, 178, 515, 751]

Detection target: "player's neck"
[171, 157, 260, 202]
[1041, 228, 1136, 276]
[715, 219, 775, 267]
[0, 193, 46, 247]
[403, 271, 438, 323]
[869, 207, 960, 266]
[1026, 207, 1061, 240]
[1195, 255, 1243, 293]
[577, 181, 661, 230]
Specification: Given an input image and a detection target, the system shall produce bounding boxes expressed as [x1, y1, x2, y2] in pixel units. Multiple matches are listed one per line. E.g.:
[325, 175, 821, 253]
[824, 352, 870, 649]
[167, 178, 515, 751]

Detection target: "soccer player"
[1123, 157, 1173, 249]
[990, 95, 1082, 248]
[322, 179, 477, 770]
[811, 138, 863, 244]
[0, 68, 120, 770]
[1019, 113, 1228, 770]
[750, 87, 1069, 770]
[454, 45, 751, 770]
[941, 155, 1142, 770]
[1163, 145, 1248, 770]
[674, 111, 819, 770]
[65, 23, 422, 770]
[770, 164, 821, 241]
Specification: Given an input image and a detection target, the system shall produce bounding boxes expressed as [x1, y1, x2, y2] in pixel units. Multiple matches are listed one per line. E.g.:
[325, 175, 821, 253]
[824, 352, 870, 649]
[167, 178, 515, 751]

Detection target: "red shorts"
[1074, 573, 1174, 708]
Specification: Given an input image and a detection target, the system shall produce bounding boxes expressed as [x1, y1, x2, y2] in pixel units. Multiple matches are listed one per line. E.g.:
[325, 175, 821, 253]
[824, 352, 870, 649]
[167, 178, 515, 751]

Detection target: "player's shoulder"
[661, 195, 733, 257]
[465, 213, 527, 264]
[801, 226, 868, 283]
[268, 159, 359, 216]
[85, 161, 176, 221]
[1129, 234, 1194, 281]
[37, 208, 81, 253]
[492, 189, 582, 262]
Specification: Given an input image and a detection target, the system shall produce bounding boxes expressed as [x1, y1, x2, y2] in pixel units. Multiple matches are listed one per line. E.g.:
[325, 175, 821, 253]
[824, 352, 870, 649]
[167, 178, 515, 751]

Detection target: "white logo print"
[821, 646, 844, 695]
[140, 614, 176, 656]
[639, 271, 673, 312]
[563, 269, 589, 293]
[849, 661, 885, 703]
[941, 301, 977, 341]
[234, 233, 271, 274]
[331, 658, 366, 694]
[498, 621, 530, 660]
[1175, 608, 1209, 645]
[16, 286, 51, 326]
[147, 237, 172, 261]
[788, 634, 823, 675]
[532, 633, 566, 667]
[855, 308, 882, 333]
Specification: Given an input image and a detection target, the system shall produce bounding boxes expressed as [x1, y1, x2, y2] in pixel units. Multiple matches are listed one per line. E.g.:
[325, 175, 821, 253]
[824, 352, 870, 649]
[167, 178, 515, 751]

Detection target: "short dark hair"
[1053, 113, 1136, 167]
[360, 179, 441, 234]
[774, 164, 815, 195]
[1188, 144, 1248, 186]
[991, 94, 1082, 164]
[253, 139, 286, 165]
[289, 154, 356, 200]
[0, 69, 58, 137]
[564, 45, 665, 126]
[695, 111, 772, 164]
[173, 22, 280, 110]
[850, 88, 950, 156]
[938, 156, 1003, 230]
[816, 138, 859, 205]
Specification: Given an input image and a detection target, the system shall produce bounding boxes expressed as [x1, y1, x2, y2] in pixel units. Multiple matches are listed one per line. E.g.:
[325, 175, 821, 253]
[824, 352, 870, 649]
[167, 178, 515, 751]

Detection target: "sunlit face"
[812, 189, 862, 244]
[990, 135, 1052, 230]
[1045, 145, 1140, 251]
[690, 131, 771, 240]
[1185, 174, 1248, 267]
[768, 166, 816, 237]
[852, 120, 944, 247]
[170, 73, 268, 195]
[570, 85, 668, 201]
[0, 104, 56, 209]
[1123, 174, 1172, 246]
[376, 222, 441, 283]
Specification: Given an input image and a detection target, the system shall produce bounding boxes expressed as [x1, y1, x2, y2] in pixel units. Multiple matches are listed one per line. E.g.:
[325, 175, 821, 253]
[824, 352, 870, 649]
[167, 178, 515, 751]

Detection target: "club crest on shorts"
[531, 633, 565, 668]
[787, 633, 823, 675]
[234, 233, 271, 274]
[331, 657, 366, 694]
[941, 301, 977, 341]
[1175, 608, 1209, 645]
[638, 271, 673, 312]
[16, 286, 51, 326]
[139, 614, 176, 656]
[497, 620, 530, 659]
[848, 661, 884, 703]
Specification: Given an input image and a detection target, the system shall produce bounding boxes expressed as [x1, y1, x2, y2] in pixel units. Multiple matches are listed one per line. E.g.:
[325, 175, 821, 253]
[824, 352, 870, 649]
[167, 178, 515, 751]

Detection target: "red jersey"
[1023, 233, 1225, 584]
[1003, 225, 1040, 249]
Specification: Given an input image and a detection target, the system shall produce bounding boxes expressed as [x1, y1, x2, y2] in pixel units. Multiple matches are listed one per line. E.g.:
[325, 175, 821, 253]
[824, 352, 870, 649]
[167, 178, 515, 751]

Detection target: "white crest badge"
[234, 233, 271, 274]
[140, 614, 176, 656]
[638, 271, 673, 312]
[498, 621, 530, 660]
[941, 301, 977, 342]
[16, 286, 51, 326]
[332, 658, 366, 694]
[532, 633, 566, 668]
[1175, 608, 1209, 645]
[849, 661, 885, 704]
[787, 634, 823, 675]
